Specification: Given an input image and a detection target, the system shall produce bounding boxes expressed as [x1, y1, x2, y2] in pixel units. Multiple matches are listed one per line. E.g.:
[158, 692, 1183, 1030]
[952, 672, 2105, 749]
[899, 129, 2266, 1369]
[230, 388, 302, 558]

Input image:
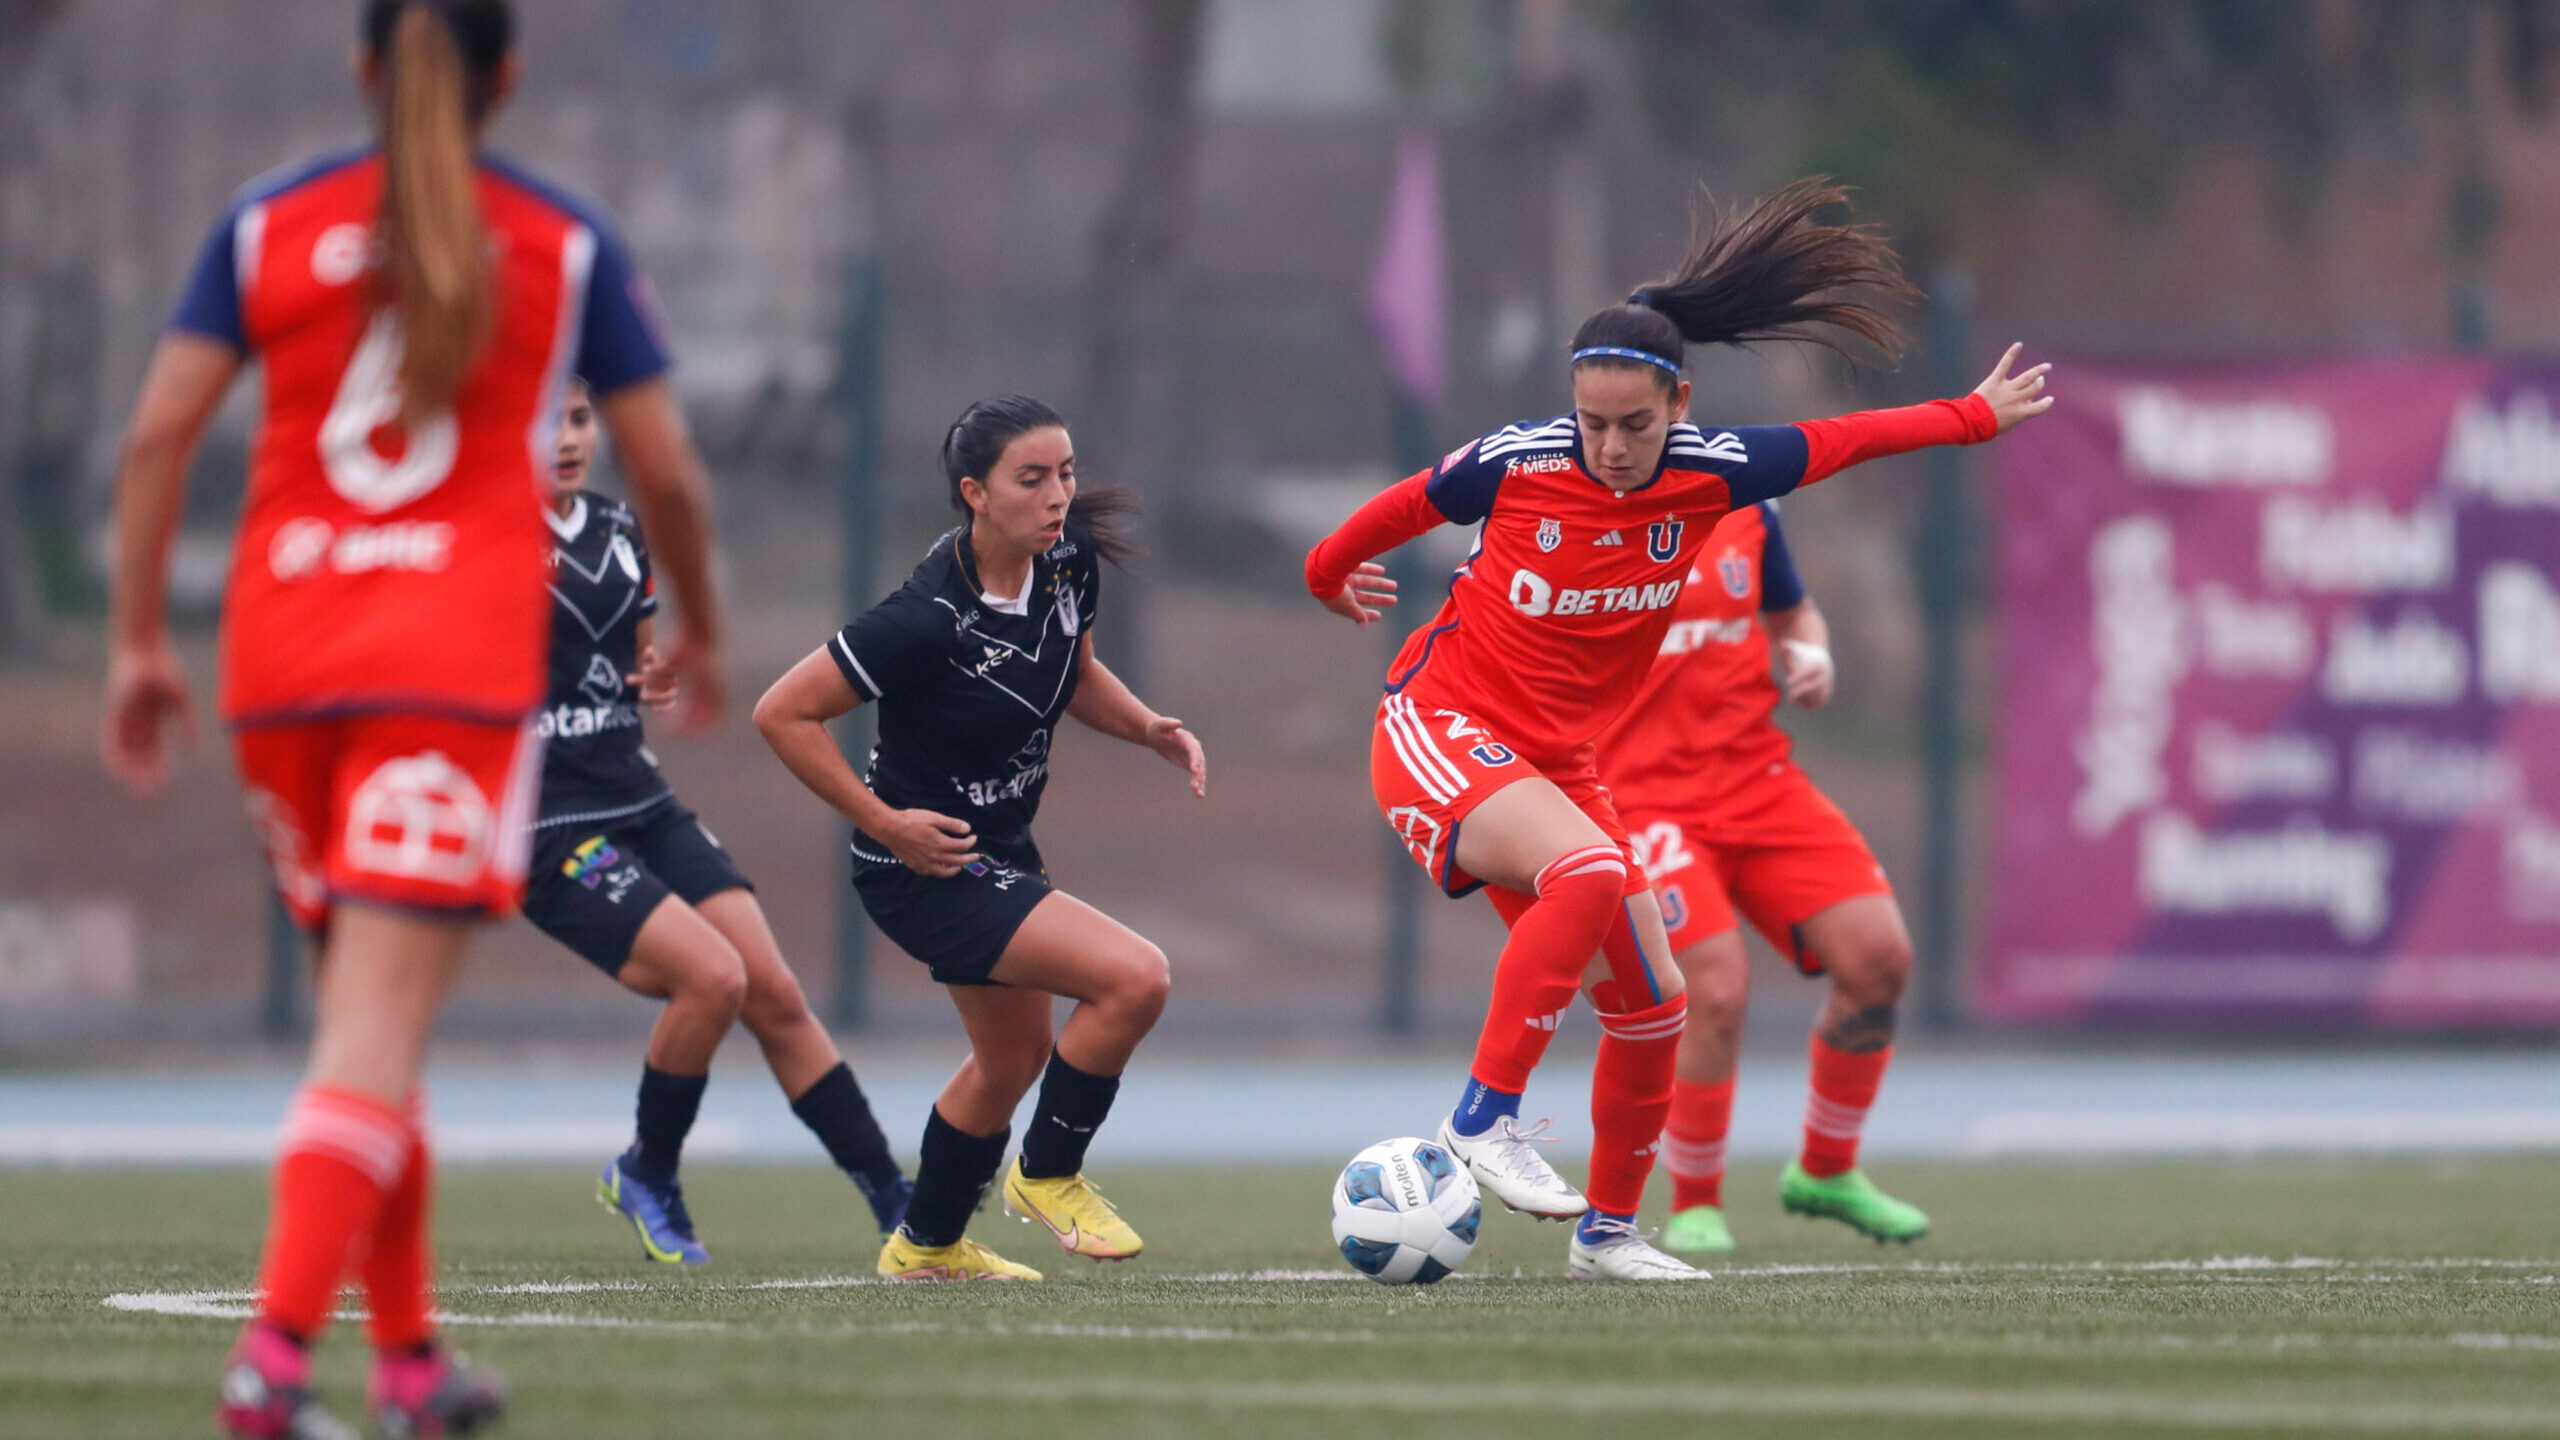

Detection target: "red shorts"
[1621, 759, 1891, 973]
[234, 713, 544, 931]
[1370, 694, 1645, 899]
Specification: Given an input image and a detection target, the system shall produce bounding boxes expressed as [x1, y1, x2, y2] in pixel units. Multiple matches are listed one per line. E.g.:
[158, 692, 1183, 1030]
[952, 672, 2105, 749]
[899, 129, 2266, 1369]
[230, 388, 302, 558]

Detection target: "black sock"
[789, 1062, 906, 1227]
[628, 1065, 708, 1181]
[900, 1106, 1009, 1249]
[1018, 1049, 1121, 1181]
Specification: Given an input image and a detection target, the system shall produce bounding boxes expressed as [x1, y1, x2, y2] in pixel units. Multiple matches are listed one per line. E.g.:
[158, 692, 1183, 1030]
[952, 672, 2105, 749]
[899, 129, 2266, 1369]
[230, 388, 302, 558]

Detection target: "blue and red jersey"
[169, 147, 670, 726]
[1595, 501, 1806, 809]
[1306, 397, 1993, 766]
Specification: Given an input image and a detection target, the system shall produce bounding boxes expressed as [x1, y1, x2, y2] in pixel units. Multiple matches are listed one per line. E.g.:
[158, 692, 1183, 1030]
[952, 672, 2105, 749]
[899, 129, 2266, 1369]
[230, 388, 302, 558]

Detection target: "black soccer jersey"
[534, 494, 670, 829]
[827, 524, 1101, 854]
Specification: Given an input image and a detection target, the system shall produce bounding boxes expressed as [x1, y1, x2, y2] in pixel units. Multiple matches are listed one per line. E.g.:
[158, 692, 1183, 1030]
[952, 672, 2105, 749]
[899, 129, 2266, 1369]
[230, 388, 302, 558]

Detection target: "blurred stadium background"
[2, 0, 2558, 1129]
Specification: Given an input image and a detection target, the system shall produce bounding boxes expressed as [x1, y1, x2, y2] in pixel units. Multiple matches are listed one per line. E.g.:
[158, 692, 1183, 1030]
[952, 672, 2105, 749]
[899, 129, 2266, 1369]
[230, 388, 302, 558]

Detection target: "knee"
[675, 951, 749, 1022]
[1834, 935, 1912, 1010]
[1537, 848, 1629, 941]
[1107, 941, 1171, 1026]
[739, 964, 813, 1037]
[1688, 958, 1750, 1024]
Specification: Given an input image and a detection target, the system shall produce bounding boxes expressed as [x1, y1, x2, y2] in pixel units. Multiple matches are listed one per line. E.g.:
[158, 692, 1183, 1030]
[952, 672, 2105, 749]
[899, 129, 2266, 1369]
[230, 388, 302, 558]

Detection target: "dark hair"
[1570, 178, 1917, 389]
[939, 394, 1140, 568]
[360, 0, 516, 421]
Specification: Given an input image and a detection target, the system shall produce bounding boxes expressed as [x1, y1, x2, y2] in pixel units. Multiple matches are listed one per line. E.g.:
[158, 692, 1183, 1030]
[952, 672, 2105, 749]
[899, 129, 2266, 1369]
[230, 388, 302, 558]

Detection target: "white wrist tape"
[1780, 639, 1833, 690]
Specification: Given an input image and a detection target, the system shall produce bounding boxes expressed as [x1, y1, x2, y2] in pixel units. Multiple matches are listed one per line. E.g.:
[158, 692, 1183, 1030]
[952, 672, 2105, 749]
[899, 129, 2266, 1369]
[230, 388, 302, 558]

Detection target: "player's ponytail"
[1571, 177, 1917, 387]
[364, 0, 514, 422]
[940, 394, 1142, 569]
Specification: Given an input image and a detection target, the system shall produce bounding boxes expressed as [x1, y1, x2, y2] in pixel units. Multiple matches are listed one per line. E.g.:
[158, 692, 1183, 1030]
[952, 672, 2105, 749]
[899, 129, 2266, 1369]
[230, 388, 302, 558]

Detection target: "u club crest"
[1536, 517, 1562, 553]
[1718, 549, 1753, 597]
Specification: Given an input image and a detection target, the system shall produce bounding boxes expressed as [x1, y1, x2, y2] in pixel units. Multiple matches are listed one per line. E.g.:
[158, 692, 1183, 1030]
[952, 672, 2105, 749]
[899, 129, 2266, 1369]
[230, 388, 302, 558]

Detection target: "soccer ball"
[1329, 1136, 1481, 1285]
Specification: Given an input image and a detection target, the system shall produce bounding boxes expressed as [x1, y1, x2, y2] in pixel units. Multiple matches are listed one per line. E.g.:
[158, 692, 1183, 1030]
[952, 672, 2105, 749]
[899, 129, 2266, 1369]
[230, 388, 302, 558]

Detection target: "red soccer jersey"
[1595, 501, 1803, 810]
[1307, 397, 1994, 767]
[169, 148, 671, 726]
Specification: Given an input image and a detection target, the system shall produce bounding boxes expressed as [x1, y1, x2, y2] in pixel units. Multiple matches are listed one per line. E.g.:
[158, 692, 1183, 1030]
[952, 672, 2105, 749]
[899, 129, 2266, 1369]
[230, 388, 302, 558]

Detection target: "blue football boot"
[598, 1151, 710, 1264]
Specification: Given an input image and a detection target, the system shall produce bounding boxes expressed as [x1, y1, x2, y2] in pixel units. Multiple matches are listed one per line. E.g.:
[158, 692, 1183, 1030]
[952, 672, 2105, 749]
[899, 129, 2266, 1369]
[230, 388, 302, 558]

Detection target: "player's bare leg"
[596, 897, 747, 1265]
[1660, 926, 1750, 1252]
[882, 985, 1056, 1281]
[697, 888, 912, 1232]
[985, 894, 1169, 1260]
[1783, 894, 1928, 1243]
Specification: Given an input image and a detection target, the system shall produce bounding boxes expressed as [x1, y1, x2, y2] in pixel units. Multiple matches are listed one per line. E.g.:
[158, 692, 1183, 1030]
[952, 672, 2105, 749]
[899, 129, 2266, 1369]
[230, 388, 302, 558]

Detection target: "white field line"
[102, 1257, 2560, 1352]
[97, 1288, 2560, 1359]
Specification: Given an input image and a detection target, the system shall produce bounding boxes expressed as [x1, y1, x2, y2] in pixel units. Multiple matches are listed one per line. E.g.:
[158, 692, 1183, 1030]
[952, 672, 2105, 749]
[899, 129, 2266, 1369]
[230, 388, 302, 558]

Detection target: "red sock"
[361, 1096, 436, 1352]
[1803, 1038, 1892, 1178]
[1584, 985, 1684, 1215]
[256, 1085, 408, 1340]
[1663, 1077, 1736, 1211]
[1467, 846, 1625, 1093]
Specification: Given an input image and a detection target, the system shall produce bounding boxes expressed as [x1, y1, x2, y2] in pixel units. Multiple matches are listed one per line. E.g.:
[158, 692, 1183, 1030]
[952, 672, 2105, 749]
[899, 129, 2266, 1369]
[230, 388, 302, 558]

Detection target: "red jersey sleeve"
[1304, 469, 1438, 599]
[1795, 394, 1997, 487]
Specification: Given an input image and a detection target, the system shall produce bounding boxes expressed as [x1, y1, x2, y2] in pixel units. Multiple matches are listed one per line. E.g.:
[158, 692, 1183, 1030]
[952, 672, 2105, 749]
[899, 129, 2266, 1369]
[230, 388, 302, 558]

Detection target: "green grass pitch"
[5, 1158, 2558, 1438]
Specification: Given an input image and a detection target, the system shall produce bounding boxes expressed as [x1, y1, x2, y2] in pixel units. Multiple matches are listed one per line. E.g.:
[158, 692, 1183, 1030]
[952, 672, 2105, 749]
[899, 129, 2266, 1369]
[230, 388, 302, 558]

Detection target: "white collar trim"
[545, 496, 589, 542]
[978, 575, 1032, 616]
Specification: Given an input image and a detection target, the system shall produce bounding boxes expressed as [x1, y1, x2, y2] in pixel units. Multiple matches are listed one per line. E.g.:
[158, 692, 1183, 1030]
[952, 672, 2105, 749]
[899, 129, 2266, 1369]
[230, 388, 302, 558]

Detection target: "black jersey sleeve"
[829, 589, 937, 703]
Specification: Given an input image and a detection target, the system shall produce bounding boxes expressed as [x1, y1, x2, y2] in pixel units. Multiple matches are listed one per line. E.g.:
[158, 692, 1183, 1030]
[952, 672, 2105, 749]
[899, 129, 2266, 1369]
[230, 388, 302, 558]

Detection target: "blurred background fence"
[4, 0, 2559, 1053]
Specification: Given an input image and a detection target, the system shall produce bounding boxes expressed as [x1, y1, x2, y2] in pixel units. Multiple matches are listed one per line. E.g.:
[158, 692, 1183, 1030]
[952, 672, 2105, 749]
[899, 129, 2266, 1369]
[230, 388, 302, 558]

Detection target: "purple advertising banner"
[1986, 358, 2560, 1025]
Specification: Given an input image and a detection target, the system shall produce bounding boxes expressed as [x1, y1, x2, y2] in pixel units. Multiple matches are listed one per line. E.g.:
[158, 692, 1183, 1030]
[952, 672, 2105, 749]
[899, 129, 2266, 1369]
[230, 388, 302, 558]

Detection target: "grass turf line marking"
[97, 1290, 1371, 1344]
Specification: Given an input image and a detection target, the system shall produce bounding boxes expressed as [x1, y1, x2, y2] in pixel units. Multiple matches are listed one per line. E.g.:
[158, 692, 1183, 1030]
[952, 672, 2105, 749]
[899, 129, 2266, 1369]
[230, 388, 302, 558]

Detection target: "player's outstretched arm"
[1066, 633, 1206, 798]
[1778, 344, 2054, 497]
[1304, 470, 1449, 626]
[101, 334, 239, 795]
[600, 378, 725, 734]
[753, 648, 981, 876]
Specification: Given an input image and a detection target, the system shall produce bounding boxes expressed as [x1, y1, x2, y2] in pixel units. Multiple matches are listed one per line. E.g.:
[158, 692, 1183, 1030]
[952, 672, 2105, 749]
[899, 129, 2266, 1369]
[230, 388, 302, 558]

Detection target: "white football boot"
[1435, 1113, 1588, 1221]
[1567, 1216, 1711, 1281]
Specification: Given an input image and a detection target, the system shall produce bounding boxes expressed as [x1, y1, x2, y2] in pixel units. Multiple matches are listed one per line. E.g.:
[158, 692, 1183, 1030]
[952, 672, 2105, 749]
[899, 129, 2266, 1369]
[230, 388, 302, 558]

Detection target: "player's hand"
[656, 633, 726, 735]
[1973, 343, 2054, 434]
[101, 639, 197, 796]
[627, 645, 680, 715]
[1144, 715, 1207, 799]
[1780, 639, 1835, 709]
[885, 808, 980, 878]
[1319, 562, 1398, 627]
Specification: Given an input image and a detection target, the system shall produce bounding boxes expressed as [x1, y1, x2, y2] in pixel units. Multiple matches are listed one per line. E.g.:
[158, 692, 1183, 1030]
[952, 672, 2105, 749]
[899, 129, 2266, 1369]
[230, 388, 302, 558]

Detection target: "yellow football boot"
[1000, 1160, 1143, 1260]
[875, 1229, 1043, 1282]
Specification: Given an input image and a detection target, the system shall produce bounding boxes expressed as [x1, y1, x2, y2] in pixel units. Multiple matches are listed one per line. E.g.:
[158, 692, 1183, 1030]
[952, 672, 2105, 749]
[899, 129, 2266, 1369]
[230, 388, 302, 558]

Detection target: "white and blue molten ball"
[1330, 1137, 1481, 1285]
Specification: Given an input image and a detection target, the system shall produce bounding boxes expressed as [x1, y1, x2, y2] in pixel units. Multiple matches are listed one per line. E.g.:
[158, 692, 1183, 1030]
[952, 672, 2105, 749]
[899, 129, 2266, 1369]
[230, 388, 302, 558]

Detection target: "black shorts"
[850, 831, 1051, 987]
[523, 799, 753, 976]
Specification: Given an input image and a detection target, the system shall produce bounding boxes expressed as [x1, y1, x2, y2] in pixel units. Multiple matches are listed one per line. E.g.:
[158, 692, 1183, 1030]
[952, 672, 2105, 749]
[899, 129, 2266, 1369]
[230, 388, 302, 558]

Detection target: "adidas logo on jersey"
[1525, 1006, 1570, 1033]
[1594, 530, 1624, 546]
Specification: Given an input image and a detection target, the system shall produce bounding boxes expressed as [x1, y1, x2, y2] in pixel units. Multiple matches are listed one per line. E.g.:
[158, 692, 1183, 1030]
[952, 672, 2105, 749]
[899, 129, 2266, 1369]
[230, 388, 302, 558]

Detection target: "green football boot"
[1778, 1161, 1929, 1243]
[1661, 1205, 1737, 1254]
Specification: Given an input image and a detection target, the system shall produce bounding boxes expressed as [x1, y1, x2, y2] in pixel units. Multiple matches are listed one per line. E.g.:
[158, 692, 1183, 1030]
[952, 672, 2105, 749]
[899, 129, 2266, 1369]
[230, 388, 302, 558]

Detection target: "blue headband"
[1572, 345, 1682, 377]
